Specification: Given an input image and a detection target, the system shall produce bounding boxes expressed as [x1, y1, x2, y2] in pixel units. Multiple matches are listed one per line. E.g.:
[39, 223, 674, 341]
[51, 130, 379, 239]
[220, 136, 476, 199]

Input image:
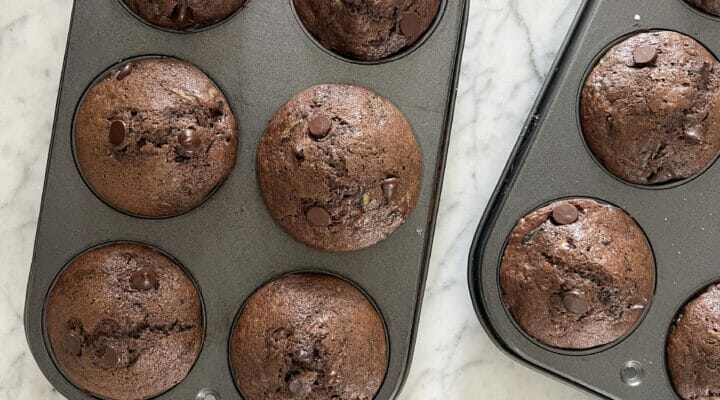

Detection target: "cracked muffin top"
[230, 273, 387, 400]
[580, 31, 720, 185]
[44, 243, 203, 400]
[668, 283, 720, 400]
[74, 58, 238, 217]
[499, 198, 654, 349]
[124, 0, 247, 31]
[256, 84, 421, 252]
[686, 0, 720, 16]
[293, 0, 442, 61]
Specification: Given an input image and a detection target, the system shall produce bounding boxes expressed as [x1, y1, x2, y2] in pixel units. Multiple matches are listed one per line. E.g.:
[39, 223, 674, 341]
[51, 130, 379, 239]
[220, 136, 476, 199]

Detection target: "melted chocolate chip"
[99, 346, 120, 369]
[179, 128, 202, 153]
[399, 12, 423, 37]
[563, 291, 590, 315]
[552, 203, 579, 225]
[171, 4, 194, 25]
[381, 177, 401, 201]
[63, 332, 83, 356]
[632, 46, 658, 67]
[109, 120, 127, 146]
[307, 207, 331, 227]
[309, 115, 331, 139]
[130, 269, 159, 291]
[115, 64, 133, 81]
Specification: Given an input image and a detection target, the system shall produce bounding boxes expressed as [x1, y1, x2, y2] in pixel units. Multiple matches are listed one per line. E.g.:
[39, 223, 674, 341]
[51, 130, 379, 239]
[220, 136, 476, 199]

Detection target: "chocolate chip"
[287, 375, 302, 394]
[381, 177, 401, 201]
[294, 143, 305, 160]
[309, 115, 331, 139]
[63, 332, 83, 356]
[307, 207, 331, 227]
[399, 12, 423, 37]
[563, 291, 590, 315]
[99, 346, 120, 369]
[109, 120, 127, 146]
[179, 128, 202, 153]
[552, 203, 578, 225]
[171, 4, 193, 24]
[115, 64, 133, 81]
[632, 46, 658, 67]
[130, 269, 158, 291]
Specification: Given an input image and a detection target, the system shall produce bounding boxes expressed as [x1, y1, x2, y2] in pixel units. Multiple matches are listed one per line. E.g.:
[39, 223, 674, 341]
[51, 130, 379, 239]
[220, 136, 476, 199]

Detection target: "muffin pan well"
[469, 0, 720, 399]
[24, 0, 468, 399]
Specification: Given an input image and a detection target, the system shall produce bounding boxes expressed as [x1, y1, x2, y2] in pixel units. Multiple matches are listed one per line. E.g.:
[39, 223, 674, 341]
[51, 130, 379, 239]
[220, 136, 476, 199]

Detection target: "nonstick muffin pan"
[23, 0, 469, 399]
[469, 0, 720, 399]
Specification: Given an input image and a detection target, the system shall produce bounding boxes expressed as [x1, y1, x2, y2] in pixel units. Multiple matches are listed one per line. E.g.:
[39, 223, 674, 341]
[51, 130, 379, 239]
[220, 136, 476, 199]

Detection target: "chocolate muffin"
[74, 58, 238, 217]
[256, 84, 421, 252]
[44, 243, 203, 400]
[668, 284, 720, 400]
[581, 31, 720, 185]
[294, 0, 442, 61]
[499, 198, 654, 349]
[124, 0, 247, 31]
[686, 0, 720, 16]
[230, 274, 387, 400]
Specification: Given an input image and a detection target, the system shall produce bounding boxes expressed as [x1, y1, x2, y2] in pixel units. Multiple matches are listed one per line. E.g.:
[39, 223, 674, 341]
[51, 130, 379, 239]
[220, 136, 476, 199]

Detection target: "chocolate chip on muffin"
[230, 273, 387, 400]
[256, 84, 421, 252]
[44, 243, 203, 400]
[686, 0, 720, 16]
[499, 199, 654, 349]
[74, 58, 238, 217]
[293, 0, 442, 61]
[581, 31, 720, 185]
[124, 0, 247, 31]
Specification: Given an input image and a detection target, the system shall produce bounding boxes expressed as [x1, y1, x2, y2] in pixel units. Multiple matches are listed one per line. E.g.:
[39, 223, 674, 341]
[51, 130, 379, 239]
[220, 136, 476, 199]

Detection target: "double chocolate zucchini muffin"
[581, 31, 720, 185]
[294, 0, 442, 61]
[257, 84, 421, 252]
[74, 58, 238, 217]
[230, 273, 387, 400]
[124, 0, 247, 31]
[686, 0, 720, 16]
[499, 198, 654, 349]
[44, 243, 203, 400]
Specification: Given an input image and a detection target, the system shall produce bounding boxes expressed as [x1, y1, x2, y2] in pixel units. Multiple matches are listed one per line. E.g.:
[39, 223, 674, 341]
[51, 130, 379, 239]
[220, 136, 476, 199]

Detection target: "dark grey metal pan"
[23, 0, 469, 398]
[470, 0, 720, 399]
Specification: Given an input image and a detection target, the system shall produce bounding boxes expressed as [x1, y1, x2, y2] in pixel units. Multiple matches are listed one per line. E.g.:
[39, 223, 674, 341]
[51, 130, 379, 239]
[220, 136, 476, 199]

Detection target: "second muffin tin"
[469, 0, 720, 399]
[24, 0, 469, 399]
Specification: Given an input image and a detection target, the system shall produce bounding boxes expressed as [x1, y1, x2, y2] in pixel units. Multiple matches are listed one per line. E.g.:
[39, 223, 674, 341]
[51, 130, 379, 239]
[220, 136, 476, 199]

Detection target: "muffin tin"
[23, 0, 468, 399]
[469, 0, 720, 399]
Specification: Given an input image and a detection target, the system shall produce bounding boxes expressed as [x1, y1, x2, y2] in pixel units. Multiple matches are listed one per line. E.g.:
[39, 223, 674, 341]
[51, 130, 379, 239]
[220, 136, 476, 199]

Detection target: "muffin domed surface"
[257, 84, 421, 252]
[581, 31, 720, 185]
[74, 58, 238, 217]
[230, 273, 387, 400]
[44, 243, 203, 400]
[499, 199, 654, 349]
[293, 0, 442, 61]
[124, 0, 247, 31]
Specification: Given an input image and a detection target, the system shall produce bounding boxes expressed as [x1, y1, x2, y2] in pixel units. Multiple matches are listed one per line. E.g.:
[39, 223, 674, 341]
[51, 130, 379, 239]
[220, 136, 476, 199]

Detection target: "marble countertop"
[1, 0, 592, 399]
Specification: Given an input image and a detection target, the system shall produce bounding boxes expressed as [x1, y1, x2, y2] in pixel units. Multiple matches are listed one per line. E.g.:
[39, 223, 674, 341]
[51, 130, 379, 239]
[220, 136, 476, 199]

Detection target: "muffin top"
[230, 274, 387, 400]
[124, 0, 247, 30]
[257, 84, 421, 252]
[74, 58, 238, 217]
[44, 243, 203, 400]
[686, 0, 720, 16]
[499, 199, 654, 349]
[668, 283, 720, 400]
[293, 0, 442, 61]
[581, 31, 720, 185]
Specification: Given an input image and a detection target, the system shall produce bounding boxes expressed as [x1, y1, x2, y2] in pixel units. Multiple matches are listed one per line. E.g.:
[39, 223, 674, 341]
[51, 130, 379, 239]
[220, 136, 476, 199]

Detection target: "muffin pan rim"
[289, 0, 449, 65]
[41, 240, 208, 400]
[70, 54, 241, 220]
[493, 196, 658, 357]
[226, 269, 392, 400]
[574, 28, 720, 191]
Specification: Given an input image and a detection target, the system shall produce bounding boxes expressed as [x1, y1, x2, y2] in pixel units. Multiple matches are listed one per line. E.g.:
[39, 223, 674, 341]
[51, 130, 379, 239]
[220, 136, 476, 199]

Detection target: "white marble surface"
[0, 0, 592, 399]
